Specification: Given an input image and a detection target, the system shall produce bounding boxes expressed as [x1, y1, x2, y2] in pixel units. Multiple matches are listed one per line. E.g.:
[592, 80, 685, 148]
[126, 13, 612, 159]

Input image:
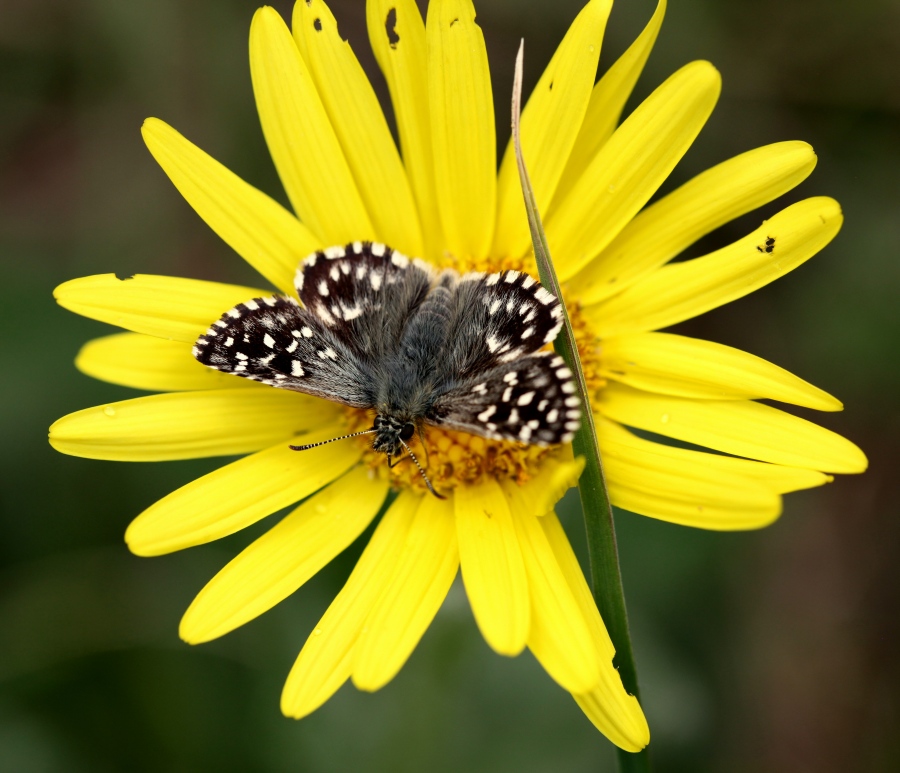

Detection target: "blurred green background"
[2, 0, 898, 770]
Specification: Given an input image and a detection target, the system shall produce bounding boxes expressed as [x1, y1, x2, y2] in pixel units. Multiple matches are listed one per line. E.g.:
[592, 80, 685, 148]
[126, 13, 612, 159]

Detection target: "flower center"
[343, 254, 606, 495]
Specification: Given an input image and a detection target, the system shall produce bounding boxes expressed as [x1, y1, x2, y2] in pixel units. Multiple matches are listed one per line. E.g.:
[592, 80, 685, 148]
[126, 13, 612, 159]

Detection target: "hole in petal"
[385, 8, 400, 48]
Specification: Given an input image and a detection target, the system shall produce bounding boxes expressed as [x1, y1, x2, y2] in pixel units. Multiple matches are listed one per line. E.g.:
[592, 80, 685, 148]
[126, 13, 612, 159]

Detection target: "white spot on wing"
[517, 391, 535, 406]
[291, 360, 304, 376]
[370, 242, 386, 257]
[263, 333, 276, 348]
[534, 287, 554, 305]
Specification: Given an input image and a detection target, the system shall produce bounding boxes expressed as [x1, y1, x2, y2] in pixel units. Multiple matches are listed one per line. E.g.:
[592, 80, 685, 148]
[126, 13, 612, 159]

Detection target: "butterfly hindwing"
[295, 241, 434, 363]
[427, 352, 580, 445]
[193, 295, 375, 408]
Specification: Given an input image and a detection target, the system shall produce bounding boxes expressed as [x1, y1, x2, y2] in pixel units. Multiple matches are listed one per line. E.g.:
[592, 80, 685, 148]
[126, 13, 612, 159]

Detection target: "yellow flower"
[48, 0, 867, 752]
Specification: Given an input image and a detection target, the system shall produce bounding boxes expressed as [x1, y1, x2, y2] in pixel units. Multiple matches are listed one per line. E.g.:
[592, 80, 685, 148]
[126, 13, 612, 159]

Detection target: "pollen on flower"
[566, 298, 607, 399]
[343, 406, 553, 494]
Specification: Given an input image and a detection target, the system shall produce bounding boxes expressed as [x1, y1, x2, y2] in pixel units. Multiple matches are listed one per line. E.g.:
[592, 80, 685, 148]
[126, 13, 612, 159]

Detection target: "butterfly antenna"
[399, 439, 446, 500]
[290, 428, 376, 451]
[416, 425, 432, 470]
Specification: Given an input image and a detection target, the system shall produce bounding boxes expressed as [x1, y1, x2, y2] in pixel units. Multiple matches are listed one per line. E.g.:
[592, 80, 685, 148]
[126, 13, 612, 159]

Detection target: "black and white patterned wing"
[427, 352, 581, 445]
[296, 241, 435, 361]
[440, 269, 564, 380]
[193, 295, 375, 408]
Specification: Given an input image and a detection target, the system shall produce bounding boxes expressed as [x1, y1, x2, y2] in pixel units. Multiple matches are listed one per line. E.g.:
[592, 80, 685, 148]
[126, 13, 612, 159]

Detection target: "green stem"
[511, 41, 650, 770]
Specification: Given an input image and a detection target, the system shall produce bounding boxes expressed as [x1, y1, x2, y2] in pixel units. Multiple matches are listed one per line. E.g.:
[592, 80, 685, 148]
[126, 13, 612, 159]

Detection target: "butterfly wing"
[295, 241, 435, 362]
[193, 295, 375, 408]
[427, 352, 581, 445]
[438, 269, 564, 381]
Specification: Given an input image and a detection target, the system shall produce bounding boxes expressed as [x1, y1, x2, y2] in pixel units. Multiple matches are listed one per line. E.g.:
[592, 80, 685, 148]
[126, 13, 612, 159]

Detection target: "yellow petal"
[586, 196, 843, 336]
[606, 478, 779, 530]
[281, 492, 419, 719]
[367, 0, 444, 260]
[493, 0, 612, 259]
[574, 689, 650, 753]
[598, 420, 782, 530]
[124, 428, 360, 556]
[352, 495, 459, 691]
[294, 1, 422, 256]
[75, 333, 260, 392]
[545, 60, 721, 279]
[598, 382, 868, 474]
[54, 274, 266, 343]
[539, 514, 612, 661]
[181, 466, 388, 644]
[540, 514, 649, 751]
[249, 7, 373, 244]
[141, 118, 320, 294]
[573, 141, 818, 304]
[598, 417, 831, 495]
[454, 479, 529, 656]
[427, 0, 496, 259]
[554, 0, 666, 203]
[517, 448, 585, 516]
[502, 482, 599, 693]
[49, 389, 335, 462]
[600, 332, 842, 411]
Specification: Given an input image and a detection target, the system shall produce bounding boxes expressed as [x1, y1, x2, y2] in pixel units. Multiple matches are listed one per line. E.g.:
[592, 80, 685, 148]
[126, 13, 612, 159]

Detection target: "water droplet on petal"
[660, 413, 670, 423]
[103, 406, 116, 417]
[313, 627, 322, 636]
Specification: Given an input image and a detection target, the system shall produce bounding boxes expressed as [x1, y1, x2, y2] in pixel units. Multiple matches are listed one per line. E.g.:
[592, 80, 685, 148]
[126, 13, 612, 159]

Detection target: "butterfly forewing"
[192, 295, 374, 407]
[428, 352, 581, 445]
[442, 270, 564, 380]
[295, 242, 434, 361]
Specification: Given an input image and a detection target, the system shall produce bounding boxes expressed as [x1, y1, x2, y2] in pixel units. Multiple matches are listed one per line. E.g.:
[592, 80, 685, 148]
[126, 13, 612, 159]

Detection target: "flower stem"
[511, 41, 649, 769]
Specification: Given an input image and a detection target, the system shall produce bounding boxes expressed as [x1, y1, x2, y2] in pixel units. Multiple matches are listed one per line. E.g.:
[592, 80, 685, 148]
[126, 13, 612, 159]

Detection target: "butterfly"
[193, 241, 581, 496]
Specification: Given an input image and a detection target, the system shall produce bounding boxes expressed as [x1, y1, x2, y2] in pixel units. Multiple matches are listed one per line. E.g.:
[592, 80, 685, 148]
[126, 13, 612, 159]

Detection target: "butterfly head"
[371, 414, 416, 459]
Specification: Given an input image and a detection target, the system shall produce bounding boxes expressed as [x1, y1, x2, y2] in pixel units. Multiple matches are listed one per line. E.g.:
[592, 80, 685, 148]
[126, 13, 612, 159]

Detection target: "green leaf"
[511, 41, 650, 770]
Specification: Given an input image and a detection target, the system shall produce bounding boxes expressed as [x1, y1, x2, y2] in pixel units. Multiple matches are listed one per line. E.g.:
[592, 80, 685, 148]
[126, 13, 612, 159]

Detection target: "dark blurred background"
[1, 0, 898, 770]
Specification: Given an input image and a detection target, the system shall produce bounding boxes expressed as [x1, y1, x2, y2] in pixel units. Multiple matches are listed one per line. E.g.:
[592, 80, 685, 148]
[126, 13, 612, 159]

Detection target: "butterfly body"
[193, 242, 581, 465]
